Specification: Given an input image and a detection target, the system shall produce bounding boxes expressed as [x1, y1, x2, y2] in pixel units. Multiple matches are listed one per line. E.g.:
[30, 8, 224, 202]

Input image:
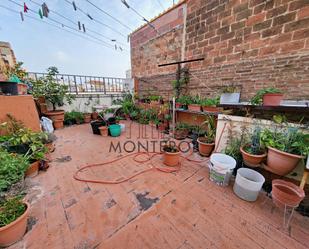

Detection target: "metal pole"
[172, 97, 175, 138]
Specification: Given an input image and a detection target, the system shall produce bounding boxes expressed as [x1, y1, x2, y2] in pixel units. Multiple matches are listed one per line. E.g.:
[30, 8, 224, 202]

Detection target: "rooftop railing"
[28, 72, 130, 95]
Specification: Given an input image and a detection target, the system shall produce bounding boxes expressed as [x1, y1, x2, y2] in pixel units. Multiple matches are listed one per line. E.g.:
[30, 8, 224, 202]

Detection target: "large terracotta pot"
[83, 113, 91, 123]
[263, 93, 283, 106]
[44, 110, 65, 122]
[240, 146, 267, 167]
[188, 104, 201, 112]
[25, 161, 39, 177]
[272, 179, 305, 208]
[265, 147, 303, 176]
[53, 120, 64, 129]
[197, 138, 215, 156]
[163, 151, 180, 167]
[0, 202, 29, 247]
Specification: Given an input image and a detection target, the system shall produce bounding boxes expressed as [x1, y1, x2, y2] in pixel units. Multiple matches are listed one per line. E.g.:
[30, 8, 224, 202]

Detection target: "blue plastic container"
[109, 124, 121, 137]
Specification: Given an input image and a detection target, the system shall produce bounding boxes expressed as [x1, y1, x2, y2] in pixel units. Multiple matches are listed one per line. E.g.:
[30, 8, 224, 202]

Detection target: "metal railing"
[28, 72, 130, 95]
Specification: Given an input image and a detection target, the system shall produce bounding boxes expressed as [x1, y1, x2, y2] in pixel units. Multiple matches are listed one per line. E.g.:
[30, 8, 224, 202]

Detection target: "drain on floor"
[54, 155, 72, 163]
[135, 192, 159, 211]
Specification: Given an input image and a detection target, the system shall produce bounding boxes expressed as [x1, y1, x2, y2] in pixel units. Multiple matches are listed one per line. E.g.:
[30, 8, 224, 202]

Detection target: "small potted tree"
[240, 126, 267, 167]
[197, 115, 216, 156]
[162, 144, 180, 167]
[250, 87, 283, 106]
[31, 67, 75, 129]
[220, 85, 240, 104]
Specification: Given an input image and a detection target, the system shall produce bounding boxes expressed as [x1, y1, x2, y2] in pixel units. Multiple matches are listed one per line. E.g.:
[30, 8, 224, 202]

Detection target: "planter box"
[0, 81, 18, 95]
[220, 93, 240, 104]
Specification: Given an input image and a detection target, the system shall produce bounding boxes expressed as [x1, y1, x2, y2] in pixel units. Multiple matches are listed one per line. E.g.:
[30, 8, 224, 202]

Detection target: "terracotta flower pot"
[188, 104, 201, 112]
[25, 161, 39, 177]
[174, 129, 188, 140]
[39, 103, 48, 114]
[53, 119, 64, 129]
[0, 202, 29, 247]
[263, 93, 283, 106]
[240, 146, 267, 167]
[202, 106, 220, 112]
[175, 103, 182, 109]
[91, 112, 98, 120]
[265, 146, 303, 176]
[44, 110, 65, 122]
[163, 151, 180, 167]
[83, 113, 91, 123]
[158, 124, 166, 131]
[197, 138, 215, 156]
[99, 126, 108, 136]
[17, 83, 27, 95]
[36, 96, 46, 104]
[272, 179, 305, 208]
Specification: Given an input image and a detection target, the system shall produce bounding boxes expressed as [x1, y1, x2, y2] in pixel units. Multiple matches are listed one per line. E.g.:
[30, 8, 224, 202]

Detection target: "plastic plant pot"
[91, 121, 107, 135]
[233, 168, 265, 202]
[25, 161, 39, 177]
[163, 151, 181, 167]
[109, 124, 121, 137]
[197, 138, 215, 156]
[262, 93, 283, 106]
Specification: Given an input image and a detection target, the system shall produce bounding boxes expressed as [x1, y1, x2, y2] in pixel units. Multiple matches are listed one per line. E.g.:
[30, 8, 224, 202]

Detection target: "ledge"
[218, 104, 309, 113]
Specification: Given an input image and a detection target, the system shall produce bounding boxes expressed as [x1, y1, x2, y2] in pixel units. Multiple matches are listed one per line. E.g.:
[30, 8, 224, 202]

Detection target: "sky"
[0, 0, 175, 77]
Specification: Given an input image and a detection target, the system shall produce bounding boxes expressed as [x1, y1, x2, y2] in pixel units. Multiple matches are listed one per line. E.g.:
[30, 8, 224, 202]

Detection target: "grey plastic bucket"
[233, 168, 265, 202]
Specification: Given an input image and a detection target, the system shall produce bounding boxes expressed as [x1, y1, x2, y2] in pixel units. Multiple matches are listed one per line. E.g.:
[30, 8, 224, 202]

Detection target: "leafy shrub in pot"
[250, 87, 283, 106]
[162, 144, 180, 167]
[261, 127, 309, 176]
[0, 196, 29, 247]
[187, 95, 201, 112]
[201, 97, 220, 112]
[197, 115, 216, 156]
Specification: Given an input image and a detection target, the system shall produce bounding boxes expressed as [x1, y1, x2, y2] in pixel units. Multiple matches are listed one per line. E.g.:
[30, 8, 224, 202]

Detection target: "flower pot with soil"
[250, 87, 283, 106]
[197, 115, 216, 156]
[240, 127, 266, 167]
[272, 179, 305, 208]
[98, 126, 108, 136]
[201, 97, 220, 112]
[53, 119, 64, 129]
[174, 123, 189, 140]
[0, 198, 29, 247]
[261, 128, 308, 176]
[25, 161, 39, 177]
[162, 144, 180, 167]
[187, 95, 202, 112]
[83, 113, 91, 123]
[45, 110, 65, 122]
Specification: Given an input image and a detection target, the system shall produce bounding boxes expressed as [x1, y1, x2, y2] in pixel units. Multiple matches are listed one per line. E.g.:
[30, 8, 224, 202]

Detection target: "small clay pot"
[272, 179, 305, 208]
[265, 146, 303, 176]
[99, 126, 108, 136]
[83, 113, 91, 123]
[175, 103, 182, 109]
[25, 161, 39, 177]
[45, 143, 55, 153]
[163, 151, 180, 167]
[53, 120, 64, 129]
[188, 104, 201, 112]
[0, 202, 29, 247]
[263, 93, 283, 106]
[197, 138, 215, 156]
[240, 146, 267, 167]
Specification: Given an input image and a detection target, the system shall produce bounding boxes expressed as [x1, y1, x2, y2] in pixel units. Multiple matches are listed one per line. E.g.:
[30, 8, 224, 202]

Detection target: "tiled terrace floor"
[10, 121, 309, 249]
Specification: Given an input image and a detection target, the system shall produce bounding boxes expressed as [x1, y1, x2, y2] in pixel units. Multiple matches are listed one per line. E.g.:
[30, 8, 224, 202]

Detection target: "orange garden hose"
[73, 123, 227, 185]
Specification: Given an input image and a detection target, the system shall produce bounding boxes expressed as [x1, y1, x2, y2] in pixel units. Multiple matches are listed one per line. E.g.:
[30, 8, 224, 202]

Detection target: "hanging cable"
[29, 0, 128, 48]
[156, 0, 165, 11]
[0, 4, 117, 49]
[5, 0, 126, 51]
[63, 0, 127, 38]
[85, 0, 133, 31]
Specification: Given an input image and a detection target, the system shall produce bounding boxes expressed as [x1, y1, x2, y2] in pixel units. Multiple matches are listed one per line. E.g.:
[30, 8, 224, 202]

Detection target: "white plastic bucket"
[233, 168, 265, 202]
[209, 153, 236, 186]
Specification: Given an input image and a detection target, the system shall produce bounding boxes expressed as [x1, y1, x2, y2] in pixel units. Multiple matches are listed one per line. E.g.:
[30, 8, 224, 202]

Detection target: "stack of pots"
[44, 110, 65, 129]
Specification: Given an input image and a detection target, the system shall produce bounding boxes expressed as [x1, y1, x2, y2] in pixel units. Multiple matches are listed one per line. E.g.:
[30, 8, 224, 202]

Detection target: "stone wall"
[130, 0, 309, 100]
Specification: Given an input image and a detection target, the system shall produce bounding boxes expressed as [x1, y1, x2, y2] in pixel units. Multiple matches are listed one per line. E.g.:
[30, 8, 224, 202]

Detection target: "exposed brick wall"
[131, 0, 309, 100]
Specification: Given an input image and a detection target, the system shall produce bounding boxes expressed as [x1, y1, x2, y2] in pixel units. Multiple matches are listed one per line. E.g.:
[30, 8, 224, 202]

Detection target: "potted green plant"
[174, 123, 189, 140]
[197, 115, 216, 156]
[31, 67, 75, 128]
[250, 87, 283, 106]
[188, 95, 201, 112]
[220, 85, 240, 104]
[240, 126, 267, 167]
[0, 196, 30, 247]
[261, 127, 309, 176]
[201, 97, 220, 112]
[149, 95, 161, 105]
[162, 144, 180, 167]
[176, 95, 190, 110]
